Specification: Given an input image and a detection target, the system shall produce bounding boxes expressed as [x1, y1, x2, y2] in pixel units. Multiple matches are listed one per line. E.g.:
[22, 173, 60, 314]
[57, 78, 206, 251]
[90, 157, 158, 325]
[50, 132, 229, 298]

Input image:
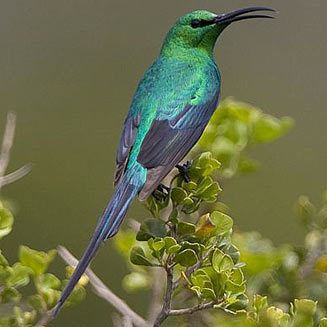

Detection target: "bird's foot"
[152, 183, 170, 200]
[176, 160, 192, 183]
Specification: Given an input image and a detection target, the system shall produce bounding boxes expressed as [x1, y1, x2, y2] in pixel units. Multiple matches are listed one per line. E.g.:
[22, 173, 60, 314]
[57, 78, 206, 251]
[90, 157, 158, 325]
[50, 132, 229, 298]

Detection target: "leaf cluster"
[0, 201, 87, 326]
[196, 98, 294, 177]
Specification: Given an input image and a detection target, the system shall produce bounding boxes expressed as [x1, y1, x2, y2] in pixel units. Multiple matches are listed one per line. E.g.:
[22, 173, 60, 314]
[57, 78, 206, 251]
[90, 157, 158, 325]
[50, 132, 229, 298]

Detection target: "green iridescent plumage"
[53, 7, 275, 317]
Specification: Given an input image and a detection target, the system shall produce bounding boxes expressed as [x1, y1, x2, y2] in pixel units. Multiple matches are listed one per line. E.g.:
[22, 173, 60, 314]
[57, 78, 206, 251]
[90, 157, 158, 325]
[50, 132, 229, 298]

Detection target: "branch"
[0, 112, 16, 181]
[153, 263, 174, 327]
[147, 268, 165, 324]
[0, 112, 32, 190]
[169, 301, 215, 316]
[0, 164, 33, 187]
[56, 246, 149, 327]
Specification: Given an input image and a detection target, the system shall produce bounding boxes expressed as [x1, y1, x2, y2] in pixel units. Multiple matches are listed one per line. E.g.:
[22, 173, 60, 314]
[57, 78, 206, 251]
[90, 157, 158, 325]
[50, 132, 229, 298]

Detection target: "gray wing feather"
[114, 113, 140, 185]
[138, 90, 220, 200]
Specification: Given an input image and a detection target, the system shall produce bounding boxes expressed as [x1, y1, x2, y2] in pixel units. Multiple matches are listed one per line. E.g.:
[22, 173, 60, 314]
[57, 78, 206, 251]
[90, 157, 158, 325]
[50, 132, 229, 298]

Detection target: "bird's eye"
[191, 19, 202, 28]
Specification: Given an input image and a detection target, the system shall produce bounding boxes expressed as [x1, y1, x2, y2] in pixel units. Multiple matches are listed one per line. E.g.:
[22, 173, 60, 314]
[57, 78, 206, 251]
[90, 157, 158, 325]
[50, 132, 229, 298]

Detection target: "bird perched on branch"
[53, 6, 275, 317]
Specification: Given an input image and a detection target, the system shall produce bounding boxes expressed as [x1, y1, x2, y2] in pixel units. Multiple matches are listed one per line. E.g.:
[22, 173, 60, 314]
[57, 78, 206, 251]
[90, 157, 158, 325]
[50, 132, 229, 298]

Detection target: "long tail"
[52, 164, 146, 318]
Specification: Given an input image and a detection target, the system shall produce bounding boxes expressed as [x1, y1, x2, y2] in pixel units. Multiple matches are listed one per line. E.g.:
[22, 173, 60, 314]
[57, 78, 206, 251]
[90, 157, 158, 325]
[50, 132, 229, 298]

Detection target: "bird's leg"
[176, 160, 192, 183]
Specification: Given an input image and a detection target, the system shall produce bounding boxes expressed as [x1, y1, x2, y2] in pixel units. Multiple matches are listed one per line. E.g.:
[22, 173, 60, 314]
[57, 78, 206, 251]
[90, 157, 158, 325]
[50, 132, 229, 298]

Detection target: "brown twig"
[153, 262, 174, 327]
[55, 246, 149, 327]
[169, 301, 215, 316]
[147, 268, 165, 324]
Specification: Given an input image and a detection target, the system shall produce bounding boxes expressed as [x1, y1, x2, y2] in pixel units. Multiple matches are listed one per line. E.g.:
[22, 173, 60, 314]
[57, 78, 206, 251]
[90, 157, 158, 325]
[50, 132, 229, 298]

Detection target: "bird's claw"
[176, 160, 192, 183]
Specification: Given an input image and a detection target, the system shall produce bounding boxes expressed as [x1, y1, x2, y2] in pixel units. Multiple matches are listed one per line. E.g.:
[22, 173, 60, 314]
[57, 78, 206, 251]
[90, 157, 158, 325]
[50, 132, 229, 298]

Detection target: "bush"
[1, 99, 326, 326]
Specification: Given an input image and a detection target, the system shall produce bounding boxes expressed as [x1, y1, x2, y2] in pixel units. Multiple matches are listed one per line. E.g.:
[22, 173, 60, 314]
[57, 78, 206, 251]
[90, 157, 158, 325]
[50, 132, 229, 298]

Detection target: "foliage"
[113, 99, 326, 326]
[0, 201, 87, 326]
[196, 98, 294, 178]
[1, 98, 326, 326]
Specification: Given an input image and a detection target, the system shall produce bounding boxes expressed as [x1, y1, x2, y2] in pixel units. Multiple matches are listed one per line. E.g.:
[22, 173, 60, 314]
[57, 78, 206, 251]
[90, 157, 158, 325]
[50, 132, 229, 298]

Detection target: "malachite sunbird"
[53, 6, 275, 317]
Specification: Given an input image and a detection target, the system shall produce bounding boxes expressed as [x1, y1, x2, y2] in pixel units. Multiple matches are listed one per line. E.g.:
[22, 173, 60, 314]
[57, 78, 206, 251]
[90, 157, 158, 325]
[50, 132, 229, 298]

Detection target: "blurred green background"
[0, 1, 326, 326]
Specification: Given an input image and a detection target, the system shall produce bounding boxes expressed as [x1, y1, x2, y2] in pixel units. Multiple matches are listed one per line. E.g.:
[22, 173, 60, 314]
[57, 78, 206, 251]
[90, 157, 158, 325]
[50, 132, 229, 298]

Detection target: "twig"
[147, 268, 165, 324]
[153, 263, 174, 327]
[169, 301, 215, 316]
[0, 112, 32, 190]
[0, 164, 33, 187]
[56, 246, 148, 327]
[0, 112, 16, 181]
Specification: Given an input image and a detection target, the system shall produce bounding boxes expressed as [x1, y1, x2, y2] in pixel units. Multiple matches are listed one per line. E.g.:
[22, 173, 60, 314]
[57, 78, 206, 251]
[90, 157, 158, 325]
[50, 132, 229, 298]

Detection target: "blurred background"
[0, 0, 326, 325]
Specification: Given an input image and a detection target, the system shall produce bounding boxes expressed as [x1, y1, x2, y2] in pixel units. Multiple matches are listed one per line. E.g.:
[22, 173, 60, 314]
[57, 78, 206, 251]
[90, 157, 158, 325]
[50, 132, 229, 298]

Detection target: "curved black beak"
[214, 6, 276, 25]
[191, 7, 276, 28]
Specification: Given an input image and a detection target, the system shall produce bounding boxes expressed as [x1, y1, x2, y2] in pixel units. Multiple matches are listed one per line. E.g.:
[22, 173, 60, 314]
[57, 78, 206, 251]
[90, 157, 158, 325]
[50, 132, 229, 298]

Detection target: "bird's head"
[161, 7, 275, 57]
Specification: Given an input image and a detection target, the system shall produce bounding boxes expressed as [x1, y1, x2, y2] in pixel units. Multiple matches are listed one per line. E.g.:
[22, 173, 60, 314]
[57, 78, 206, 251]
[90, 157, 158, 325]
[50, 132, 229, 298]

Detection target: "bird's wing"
[114, 113, 141, 185]
[137, 88, 220, 200]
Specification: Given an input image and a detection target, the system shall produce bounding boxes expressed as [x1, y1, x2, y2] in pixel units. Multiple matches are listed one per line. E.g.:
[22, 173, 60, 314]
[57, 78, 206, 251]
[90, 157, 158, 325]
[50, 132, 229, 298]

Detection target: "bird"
[53, 6, 275, 317]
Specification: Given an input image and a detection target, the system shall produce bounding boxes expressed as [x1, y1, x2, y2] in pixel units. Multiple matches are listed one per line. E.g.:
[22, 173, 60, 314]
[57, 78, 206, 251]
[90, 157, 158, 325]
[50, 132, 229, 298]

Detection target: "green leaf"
[0, 206, 14, 239]
[210, 211, 233, 235]
[35, 273, 62, 307]
[130, 246, 154, 266]
[225, 279, 246, 295]
[196, 176, 214, 195]
[7, 263, 32, 287]
[28, 294, 47, 312]
[183, 181, 197, 192]
[122, 272, 150, 292]
[180, 242, 204, 255]
[229, 268, 245, 286]
[167, 244, 181, 254]
[174, 249, 198, 267]
[320, 318, 327, 327]
[191, 152, 221, 176]
[202, 287, 216, 300]
[36, 273, 61, 291]
[136, 219, 167, 241]
[253, 295, 268, 313]
[225, 244, 241, 264]
[164, 237, 177, 250]
[171, 187, 188, 204]
[148, 238, 165, 252]
[176, 222, 196, 235]
[266, 306, 290, 325]
[252, 115, 294, 143]
[200, 182, 221, 202]
[212, 249, 234, 273]
[294, 299, 317, 316]
[19, 246, 56, 276]
[0, 287, 21, 303]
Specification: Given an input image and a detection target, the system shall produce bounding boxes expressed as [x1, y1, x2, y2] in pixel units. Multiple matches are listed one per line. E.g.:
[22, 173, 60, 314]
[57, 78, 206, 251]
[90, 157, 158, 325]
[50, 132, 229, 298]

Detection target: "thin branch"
[0, 112, 16, 180]
[169, 301, 215, 316]
[172, 249, 212, 291]
[56, 246, 148, 327]
[0, 112, 32, 190]
[147, 268, 165, 324]
[153, 264, 174, 327]
[0, 112, 16, 190]
[0, 163, 33, 187]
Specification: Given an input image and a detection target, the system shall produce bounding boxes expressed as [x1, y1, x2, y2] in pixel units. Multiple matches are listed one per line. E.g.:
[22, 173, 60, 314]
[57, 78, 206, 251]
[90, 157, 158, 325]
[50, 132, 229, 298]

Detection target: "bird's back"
[125, 54, 221, 169]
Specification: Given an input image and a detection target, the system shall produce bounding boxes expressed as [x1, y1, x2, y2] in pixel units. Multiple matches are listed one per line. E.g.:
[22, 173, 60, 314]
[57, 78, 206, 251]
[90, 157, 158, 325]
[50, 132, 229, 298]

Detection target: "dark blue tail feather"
[52, 166, 145, 318]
